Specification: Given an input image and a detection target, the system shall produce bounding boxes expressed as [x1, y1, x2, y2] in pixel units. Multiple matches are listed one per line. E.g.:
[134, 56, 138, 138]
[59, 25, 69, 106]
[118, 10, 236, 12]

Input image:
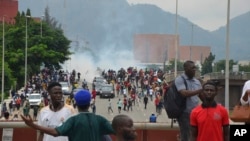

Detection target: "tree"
[0, 23, 16, 101]
[201, 53, 215, 75]
[44, 6, 62, 30]
[4, 9, 71, 88]
[239, 64, 250, 72]
[164, 59, 184, 72]
[215, 59, 237, 73]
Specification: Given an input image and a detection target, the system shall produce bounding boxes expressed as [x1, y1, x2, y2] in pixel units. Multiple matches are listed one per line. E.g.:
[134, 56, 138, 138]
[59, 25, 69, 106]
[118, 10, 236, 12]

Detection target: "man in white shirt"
[240, 80, 250, 105]
[38, 82, 75, 141]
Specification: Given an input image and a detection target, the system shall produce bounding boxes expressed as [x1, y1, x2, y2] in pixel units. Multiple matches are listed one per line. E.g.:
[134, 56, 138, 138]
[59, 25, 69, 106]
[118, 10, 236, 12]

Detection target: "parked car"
[59, 81, 71, 95]
[99, 84, 115, 98]
[27, 93, 42, 108]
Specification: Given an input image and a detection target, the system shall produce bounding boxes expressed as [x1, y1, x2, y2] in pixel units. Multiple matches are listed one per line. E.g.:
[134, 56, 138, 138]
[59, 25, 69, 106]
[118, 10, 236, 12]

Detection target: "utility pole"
[225, 0, 230, 111]
[190, 24, 194, 60]
[174, 0, 179, 77]
[1, 16, 5, 112]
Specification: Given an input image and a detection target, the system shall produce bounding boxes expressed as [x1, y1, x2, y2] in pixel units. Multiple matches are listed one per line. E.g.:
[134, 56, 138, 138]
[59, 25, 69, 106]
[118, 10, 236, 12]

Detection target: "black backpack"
[164, 76, 187, 119]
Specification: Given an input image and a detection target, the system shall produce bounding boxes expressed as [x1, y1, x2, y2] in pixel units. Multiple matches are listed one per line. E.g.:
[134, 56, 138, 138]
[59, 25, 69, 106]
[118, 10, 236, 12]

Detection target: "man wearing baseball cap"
[21, 89, 114, 141]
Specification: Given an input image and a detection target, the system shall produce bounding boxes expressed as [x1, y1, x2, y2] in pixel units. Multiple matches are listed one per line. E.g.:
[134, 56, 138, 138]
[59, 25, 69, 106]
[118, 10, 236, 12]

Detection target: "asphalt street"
[0, 82, 175, 127]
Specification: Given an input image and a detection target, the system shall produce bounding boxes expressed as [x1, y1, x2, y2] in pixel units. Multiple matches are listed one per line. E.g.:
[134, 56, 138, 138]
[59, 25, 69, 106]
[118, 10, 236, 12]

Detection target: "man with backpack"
[172, 61, 203, 141]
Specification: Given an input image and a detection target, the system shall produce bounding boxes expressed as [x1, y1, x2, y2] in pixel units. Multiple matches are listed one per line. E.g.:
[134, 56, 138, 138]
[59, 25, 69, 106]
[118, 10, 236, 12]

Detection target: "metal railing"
[163, 71, 201, 82]
[164, 71, 250, 83]
[0, 121, 178, 130]
[204, 72, 250, 81]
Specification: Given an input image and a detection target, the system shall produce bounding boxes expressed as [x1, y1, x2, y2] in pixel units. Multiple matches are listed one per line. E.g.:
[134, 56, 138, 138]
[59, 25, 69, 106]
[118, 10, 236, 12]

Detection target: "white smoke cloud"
[62, 47, 137, 83]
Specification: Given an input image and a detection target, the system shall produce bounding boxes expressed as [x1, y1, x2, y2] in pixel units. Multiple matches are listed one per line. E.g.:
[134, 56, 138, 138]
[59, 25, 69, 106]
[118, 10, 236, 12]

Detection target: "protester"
[23, 102, 30, 118]
[37, 82, 75, 141]
[21, 89, 114, 141]
[149, 113, 157, 123]
[190, 81, 229, 141]
[143, 95, 148, 109]
[4, 111, 10, 120]
[240, 80, 250, 105]
[33, 106, 39, 120]
[1, 102, 7, 117]
[91, 100, 96, 114]
[175, 60, 203, 141]
[92, 88, 97, 100]
[117, 99, 123, 114]
[108, 99, 113, 114]
[8, 100, 13, 116]
[112, 114, 137, 141]
[240, 80, 250, 125]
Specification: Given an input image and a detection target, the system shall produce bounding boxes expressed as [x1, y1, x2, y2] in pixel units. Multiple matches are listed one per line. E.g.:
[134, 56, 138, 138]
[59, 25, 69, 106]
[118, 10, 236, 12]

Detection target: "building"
[133, 34, 210, 66]
[238, 60, 250, 66]
[179, 45, 211, 64]
[133, 34, 178, 65]
[0, 0, 18, 24]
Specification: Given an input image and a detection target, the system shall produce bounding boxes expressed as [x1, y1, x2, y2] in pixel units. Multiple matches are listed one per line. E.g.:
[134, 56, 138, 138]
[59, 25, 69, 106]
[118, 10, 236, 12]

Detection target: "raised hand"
[20, 114, 34, 127]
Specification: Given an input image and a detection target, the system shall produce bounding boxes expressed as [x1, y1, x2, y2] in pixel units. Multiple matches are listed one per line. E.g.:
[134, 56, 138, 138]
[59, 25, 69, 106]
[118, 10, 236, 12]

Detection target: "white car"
[28, 93, 42, 107]
[59, 81, 71, 95]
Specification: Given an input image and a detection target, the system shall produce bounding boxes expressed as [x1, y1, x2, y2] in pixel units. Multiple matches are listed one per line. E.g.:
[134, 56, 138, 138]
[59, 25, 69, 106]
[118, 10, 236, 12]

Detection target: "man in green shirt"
[21, 89, 114, 141]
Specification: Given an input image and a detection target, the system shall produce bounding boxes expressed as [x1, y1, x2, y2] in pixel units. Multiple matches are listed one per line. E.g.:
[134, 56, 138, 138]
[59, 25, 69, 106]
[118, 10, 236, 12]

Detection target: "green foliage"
[239, 64, 250, 72]
[1, 9, 71, 89]
[44, 6, 62, 30]
[0, 23, 16, 95]
[201, 53, 215, 75]
[215, 59, 237, 72]
[164, 59, 184, 72]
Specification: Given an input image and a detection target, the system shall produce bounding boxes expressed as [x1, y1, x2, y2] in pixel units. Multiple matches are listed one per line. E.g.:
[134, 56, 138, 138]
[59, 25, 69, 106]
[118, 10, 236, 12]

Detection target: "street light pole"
[225, 0, 230, 111]
[174, 0, 178, 77]
[1, 16, 5, 108]
[190, 24, 194, 61]
[25, 15, 30, 90]
[40, 15, 44, 37]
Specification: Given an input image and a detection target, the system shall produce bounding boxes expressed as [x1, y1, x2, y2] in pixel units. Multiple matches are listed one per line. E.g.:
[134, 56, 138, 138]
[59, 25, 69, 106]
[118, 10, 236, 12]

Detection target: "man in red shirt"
[91, 88, 97, 100]
[116, 83, 121, 97]
[190, 81, 229, 141]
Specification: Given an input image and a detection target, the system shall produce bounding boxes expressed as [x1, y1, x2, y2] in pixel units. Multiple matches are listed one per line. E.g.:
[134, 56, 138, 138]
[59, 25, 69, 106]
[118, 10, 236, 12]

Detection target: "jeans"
[177, 112, 190, 141]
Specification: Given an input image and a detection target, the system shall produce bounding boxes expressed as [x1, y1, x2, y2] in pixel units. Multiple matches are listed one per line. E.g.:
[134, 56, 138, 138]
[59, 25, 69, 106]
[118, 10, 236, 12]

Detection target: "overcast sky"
[127, 0, 250, 31]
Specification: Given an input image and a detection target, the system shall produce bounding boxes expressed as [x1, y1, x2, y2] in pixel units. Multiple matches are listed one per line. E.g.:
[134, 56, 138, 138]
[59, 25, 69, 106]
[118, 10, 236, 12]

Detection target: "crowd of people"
[98, 67, 167, 117]
[0, 67, 80, 121]
[21, 82, 137, 141]
[2, 60, 250, 141]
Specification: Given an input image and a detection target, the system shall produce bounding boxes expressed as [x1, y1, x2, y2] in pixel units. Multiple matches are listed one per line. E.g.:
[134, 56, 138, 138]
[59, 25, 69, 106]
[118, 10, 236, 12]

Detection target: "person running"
[117, 99, 123, 114]
[21, 89, 115, 141]
[112, 114, 137, 141]
[108, 99, 113, 114]
[91, 88, 97, 100]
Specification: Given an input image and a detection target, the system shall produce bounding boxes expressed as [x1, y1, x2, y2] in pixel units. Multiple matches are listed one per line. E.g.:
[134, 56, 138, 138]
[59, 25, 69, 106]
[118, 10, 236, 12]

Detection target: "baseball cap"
[74, 90, 91, 106]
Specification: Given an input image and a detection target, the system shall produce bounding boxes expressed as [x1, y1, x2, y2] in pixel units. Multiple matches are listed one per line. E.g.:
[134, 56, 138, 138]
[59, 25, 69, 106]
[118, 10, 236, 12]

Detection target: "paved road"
[94, 93, 172, 123]
[1, 94, 174, 125]
[1, 84, 175, 127]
